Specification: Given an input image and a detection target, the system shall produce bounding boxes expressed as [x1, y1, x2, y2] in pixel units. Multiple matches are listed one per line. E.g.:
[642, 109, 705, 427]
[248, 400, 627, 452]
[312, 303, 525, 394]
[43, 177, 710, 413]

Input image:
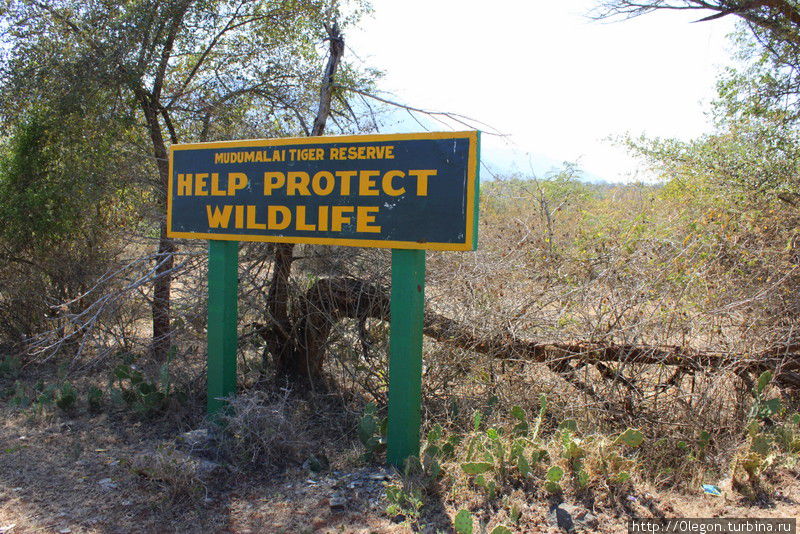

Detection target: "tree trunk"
[267, 23, 345, 381]
[138, 90, 175, 360]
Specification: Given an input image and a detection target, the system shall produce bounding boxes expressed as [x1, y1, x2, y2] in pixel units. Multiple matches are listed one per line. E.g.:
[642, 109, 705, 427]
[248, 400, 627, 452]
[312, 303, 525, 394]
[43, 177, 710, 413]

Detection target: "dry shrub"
[130, 444, 209, 502]
[217, 389, 311, 468]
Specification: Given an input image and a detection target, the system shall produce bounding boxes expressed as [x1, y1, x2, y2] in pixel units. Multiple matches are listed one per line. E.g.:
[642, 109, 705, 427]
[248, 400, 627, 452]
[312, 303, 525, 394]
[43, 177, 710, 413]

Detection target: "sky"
[346, 1, 739, 182]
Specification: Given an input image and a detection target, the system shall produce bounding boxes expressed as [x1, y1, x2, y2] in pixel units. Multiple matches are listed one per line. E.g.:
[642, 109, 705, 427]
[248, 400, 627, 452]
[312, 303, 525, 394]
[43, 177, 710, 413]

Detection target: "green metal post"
[207, 239, 239, 415]
[387, 248, 426, 467]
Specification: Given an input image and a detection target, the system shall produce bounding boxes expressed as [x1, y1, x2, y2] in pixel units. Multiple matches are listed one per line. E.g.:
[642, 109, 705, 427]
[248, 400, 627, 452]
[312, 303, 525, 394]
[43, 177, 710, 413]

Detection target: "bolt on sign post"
[168, 131, 480, 466]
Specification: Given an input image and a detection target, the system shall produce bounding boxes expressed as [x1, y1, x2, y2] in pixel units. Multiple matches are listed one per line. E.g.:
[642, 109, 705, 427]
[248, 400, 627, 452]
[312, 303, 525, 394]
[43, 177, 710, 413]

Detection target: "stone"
[97, 478, 117, 489]
[329, 495, 347, 511]
[549, 503, 598, 533]
[180, 428, 213, 451]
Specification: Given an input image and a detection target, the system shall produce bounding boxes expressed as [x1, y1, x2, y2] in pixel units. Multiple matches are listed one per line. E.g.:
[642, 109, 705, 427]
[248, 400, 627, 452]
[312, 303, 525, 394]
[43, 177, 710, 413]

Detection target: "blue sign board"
[167, 131, 480, 250]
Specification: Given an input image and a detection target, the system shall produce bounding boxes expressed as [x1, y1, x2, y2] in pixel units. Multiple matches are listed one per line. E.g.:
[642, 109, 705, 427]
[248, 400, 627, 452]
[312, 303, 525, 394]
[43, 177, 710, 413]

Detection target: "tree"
[594, 0, 800, 32]
[0, 0, 372, 359]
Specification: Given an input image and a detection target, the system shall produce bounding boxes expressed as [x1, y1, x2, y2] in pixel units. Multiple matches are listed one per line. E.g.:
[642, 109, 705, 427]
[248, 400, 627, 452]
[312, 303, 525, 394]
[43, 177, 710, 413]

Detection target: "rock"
[549, 503, 598, 533]
[329, 495, 347, 511]
[303, 454, 330, 473]
[0, 524, 16, 534]
[97, 478, 117, 490]
[196, 458, 224, 477]
[180, 428, 213, 451]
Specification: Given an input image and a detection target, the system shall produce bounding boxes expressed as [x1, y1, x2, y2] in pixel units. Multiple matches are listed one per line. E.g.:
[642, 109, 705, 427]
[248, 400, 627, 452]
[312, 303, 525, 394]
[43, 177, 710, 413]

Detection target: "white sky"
[347, 1, 738, 182]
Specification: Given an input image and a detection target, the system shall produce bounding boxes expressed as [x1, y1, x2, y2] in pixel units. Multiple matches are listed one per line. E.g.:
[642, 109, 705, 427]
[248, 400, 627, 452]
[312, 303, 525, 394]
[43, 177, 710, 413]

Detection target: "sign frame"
[167, 131, 480, 251]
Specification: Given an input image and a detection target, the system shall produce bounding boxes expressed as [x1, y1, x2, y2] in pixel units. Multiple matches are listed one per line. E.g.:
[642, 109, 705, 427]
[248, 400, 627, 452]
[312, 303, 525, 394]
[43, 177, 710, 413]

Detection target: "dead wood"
[266, 276, 800, 390]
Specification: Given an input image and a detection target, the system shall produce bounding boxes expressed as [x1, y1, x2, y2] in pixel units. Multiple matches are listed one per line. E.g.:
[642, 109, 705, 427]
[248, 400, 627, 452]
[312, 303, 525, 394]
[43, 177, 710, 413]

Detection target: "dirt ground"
[0, 398, 798, 534]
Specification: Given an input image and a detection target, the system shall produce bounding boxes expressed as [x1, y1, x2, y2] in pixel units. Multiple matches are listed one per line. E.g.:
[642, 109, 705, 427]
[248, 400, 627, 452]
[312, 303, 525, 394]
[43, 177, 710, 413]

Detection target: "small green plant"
[10, 380, 31, 407]
[531, 394, 547, 441]
[385, 481, 423, 526]
[358, 402, 386, 461]
[508, 499, 522, 524]
[54, 381, 77, 411]
[454, 509, 473, 534]
[110, 350, 181, 416]
[0, 354, 21, 379]
[545, 465, 564, 493]
[558, 419, 589, 489]
[87, 386, 104, 413]
[595, 428, 645, 488]
[750, 371, 782, 421]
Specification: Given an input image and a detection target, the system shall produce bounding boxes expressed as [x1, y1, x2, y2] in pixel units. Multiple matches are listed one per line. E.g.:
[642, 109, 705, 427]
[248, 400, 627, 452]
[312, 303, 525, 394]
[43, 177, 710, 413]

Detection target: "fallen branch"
[263, 277, 800, 390]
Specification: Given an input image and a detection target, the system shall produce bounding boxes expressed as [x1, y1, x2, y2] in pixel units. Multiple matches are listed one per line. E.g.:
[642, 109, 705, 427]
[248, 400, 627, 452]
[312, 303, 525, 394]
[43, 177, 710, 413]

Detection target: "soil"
[0, 390, 797, 533]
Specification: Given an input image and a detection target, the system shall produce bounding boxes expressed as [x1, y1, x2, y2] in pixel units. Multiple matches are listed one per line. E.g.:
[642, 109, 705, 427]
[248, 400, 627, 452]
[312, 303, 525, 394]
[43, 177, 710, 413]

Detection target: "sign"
[173, 130, 480, 469]
[167, 131, 479, 250]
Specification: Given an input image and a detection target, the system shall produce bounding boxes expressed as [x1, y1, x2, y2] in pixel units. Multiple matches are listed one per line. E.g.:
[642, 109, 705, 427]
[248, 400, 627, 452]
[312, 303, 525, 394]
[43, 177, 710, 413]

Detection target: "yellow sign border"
[167, 131, 479, 251]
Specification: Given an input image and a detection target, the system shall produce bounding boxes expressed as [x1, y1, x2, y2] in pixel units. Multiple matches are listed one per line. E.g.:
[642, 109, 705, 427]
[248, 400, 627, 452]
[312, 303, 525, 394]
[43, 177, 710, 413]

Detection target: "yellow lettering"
[358, 170, 380, 196]
[382, 170, 405, 196]
[287, 172, 311, 196]
[366, 146, 376, 159]
[246, 205, 266, 230]
[408, 169, 437, 196]
[312, 171, 335, 195]
[206, 205, 233, 228]
[295, 206, 315, 231]
[228, 172, 248, 195]
[336, 170, 356, 195]
[214, 153, 225, 164]
[268, 205, 291, 230]
[210, 173, 225, 196]
[331, 206, 354, 231]
[235, 205, 244, 229]
[177, 173, 192, 195]
[318, 205, 329, 231]
[264, 172, 285, 195]
[356, 206, 381, 233]
[195, 173, 209, 196]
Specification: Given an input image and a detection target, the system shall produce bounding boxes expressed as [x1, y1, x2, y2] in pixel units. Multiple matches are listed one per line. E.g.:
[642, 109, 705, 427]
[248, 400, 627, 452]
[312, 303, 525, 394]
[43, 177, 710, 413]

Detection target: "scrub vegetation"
[1, 1, 800, 533]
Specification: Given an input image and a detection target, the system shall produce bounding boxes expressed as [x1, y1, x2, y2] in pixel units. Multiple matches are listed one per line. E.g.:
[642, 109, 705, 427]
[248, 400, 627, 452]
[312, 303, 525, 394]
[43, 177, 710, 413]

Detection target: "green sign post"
[206, 240, 239, 415]
[168, 131, 479, 467]
[387, 249, 426, 465]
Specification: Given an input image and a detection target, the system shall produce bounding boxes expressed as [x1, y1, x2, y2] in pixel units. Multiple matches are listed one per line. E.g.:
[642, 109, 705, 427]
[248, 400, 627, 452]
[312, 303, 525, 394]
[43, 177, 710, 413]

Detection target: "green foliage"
[54, 382, 77, 411]
[110, 351, 182, 416]
[546, 465, 564, 482]
[357, 402, 387, 461]
[531, 394, 547, 441]
[385, 482, 423, 525]
[750, 371, 783, 420]
[615, 428, 644, 448]
[0, 354, 21, 379]
[87, 386, 104, 413]
[461, 462, 493, 475]
[454, 509, 474, 534]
